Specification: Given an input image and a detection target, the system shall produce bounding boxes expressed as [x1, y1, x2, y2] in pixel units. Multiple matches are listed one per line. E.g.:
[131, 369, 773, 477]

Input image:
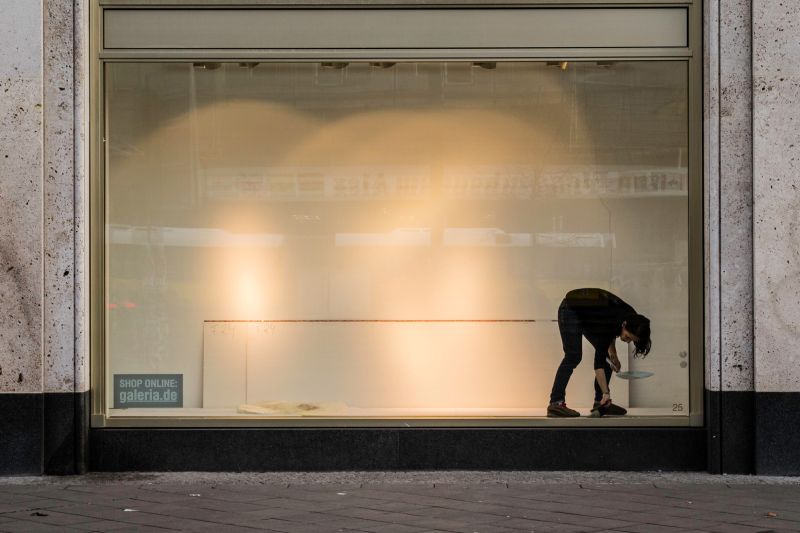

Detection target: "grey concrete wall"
[0, 0, 86, 394]
[719, 0, 754, 392]
[753, 0, 800, 393]
[0, 0, 44, 393]
[44, 0, 77, 393]
[704, 0, 754, 394]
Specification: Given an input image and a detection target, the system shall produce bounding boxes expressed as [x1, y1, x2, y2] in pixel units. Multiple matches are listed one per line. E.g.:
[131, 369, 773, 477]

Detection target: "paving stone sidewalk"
[1, 472, 799, 533]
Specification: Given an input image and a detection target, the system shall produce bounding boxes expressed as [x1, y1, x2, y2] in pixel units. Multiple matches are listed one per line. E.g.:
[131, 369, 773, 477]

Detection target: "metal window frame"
[90, 0, 703, 429]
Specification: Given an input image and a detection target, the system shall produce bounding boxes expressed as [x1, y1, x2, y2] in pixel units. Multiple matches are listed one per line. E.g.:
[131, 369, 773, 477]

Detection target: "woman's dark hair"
[625, 314, 652, 357]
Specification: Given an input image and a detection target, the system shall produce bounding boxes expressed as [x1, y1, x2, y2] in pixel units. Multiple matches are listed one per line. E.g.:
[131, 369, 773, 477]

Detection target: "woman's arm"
[607, 342, 621, 372]
[594, 368, 612, 406]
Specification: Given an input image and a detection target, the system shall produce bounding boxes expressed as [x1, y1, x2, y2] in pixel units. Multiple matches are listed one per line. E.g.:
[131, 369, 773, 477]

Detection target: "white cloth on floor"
[237, 401, 348, 416]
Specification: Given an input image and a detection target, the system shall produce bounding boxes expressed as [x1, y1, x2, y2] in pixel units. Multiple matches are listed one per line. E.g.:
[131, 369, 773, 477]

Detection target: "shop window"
[104, 61, 689, 420]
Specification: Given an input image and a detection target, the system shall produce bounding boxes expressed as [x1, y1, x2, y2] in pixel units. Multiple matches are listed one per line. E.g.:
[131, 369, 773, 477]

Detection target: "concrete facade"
[753, 0, 800, 392]
[0, 0, 798, 474]
[0, 0, 87, 395]
[0, 0, 88, 395]
[0, 0, 44, 394]
[751, 0, 800, 475]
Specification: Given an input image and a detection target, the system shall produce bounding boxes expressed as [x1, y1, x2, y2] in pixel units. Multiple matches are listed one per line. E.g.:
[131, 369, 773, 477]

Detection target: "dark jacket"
[562, 288, 636, 350]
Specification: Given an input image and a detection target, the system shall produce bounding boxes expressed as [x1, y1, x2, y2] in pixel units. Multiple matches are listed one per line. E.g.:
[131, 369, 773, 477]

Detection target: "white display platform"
[201, 320, 629, 412]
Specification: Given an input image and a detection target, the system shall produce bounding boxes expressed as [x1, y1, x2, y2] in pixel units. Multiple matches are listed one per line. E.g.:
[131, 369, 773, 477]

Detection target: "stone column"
[705, 0, 755, 473]
[753, 0, 800, 475]
[43, 0, 89, 475]
[0, 0, 45, 475]
[0, 0, 87, 475]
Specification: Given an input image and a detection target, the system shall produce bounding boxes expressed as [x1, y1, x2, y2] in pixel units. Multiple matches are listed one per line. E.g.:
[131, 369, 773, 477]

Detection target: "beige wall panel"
[243, 322, 630, 412]
[104, 8, 688, 50]
[201, 322, 247, 408]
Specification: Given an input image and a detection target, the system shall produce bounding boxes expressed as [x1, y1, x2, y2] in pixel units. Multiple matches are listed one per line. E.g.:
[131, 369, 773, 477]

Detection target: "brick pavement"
[0, 472, 798, 532]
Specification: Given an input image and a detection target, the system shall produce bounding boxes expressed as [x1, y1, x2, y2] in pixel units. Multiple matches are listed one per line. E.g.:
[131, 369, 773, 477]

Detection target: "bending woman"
[547, 288, 652, 418]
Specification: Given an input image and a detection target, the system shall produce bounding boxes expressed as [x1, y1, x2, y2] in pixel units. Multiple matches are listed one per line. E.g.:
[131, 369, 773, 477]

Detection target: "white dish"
[616, 370, 654, 380]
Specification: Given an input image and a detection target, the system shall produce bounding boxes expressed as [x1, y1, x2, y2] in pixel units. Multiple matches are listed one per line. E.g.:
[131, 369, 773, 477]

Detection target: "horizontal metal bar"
[204, 319, 554, 322]
[101, 1, 696, 6]
[100, 48, 692, 60]
[93, 414, 696, 428]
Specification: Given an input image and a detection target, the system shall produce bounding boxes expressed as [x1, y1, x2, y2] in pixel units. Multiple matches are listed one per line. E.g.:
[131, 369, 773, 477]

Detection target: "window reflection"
[106, 61, 689, 418]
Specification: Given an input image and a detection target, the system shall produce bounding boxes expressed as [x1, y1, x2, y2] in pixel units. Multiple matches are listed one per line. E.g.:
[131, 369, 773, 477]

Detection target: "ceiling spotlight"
[546, 61, 569, 70]
[473, 62, 497, 70]
[192, 62, 222, 70]
[320, 62, 349, 69]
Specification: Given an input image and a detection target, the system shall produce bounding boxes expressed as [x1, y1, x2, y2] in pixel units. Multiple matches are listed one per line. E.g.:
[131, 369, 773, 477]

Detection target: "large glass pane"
[105, 61, 689, 418]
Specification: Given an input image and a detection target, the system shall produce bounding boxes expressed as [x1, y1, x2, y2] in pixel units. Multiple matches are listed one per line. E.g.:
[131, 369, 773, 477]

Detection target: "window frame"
[90, 0, 704, 428]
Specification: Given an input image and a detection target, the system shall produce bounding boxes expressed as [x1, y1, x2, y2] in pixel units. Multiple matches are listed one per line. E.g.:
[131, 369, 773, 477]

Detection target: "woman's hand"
[601, 392, 612, 407]
[607, 344, 621, 372]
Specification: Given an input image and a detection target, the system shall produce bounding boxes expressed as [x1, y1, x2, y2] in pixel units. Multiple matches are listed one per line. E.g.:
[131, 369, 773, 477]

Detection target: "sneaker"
[589, 406, 604, 418]
[592, 402, 627, 416]
[547, 402, 580, 417]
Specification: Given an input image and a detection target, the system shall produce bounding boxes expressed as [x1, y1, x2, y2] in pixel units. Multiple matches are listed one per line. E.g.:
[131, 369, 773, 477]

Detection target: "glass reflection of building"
[105, 60, 690, 418]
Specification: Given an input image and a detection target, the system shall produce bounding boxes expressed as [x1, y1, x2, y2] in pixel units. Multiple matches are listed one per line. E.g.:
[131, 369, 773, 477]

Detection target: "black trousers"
[548, 300, 613, 404]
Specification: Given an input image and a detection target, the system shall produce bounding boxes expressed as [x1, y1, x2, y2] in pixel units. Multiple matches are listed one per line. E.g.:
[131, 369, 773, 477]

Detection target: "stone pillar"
[0, 0, 45, 476]
[0, 0, 87, 475]
[704, 0, 755, 473]
[753, 0, 800, 475]
[43, 0, 89, 475]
